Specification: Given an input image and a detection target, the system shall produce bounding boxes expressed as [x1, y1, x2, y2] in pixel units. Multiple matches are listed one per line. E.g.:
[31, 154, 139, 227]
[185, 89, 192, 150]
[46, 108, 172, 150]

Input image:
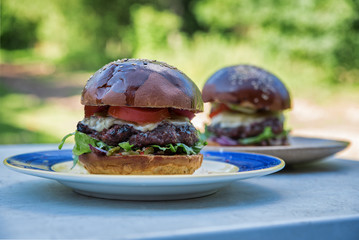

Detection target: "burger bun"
[79, 153, 203, 175]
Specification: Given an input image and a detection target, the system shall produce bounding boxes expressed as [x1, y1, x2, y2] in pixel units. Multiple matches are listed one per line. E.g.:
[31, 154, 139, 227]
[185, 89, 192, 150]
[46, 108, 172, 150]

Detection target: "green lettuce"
[58, 132, 75, 149]
[200, 125, 289, 145]
[118, 142, 134, 151]
[238, 127, 289, 145]
[199, 125, 213, 142]
[59, 130, 207, 166]
[58, 131, 110, 166]
[59, 131, 112, 153]
[151, 143, 196, 155]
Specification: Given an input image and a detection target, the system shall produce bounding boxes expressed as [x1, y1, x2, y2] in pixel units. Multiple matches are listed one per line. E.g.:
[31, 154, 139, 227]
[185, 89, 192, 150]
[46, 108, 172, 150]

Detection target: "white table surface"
[1, 144, 358, 240]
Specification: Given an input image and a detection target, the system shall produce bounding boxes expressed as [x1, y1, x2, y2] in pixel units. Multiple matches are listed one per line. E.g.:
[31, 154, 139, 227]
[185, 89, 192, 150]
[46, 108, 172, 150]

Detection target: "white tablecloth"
[1, 144, 358, 240]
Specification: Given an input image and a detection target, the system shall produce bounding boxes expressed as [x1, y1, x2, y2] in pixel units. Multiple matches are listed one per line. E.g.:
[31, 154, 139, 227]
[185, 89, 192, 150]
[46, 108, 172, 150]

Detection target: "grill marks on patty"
[77, 121, 199, 148]
[99, 124, 136, 146]
[208, 117, 284, 139]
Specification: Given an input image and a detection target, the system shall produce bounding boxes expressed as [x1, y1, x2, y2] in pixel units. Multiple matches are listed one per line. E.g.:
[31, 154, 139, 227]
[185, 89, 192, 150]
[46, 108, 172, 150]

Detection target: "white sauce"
[52, 161, 89, 174]
[211, 112, 283, 128]
[82, 116, 190, 132]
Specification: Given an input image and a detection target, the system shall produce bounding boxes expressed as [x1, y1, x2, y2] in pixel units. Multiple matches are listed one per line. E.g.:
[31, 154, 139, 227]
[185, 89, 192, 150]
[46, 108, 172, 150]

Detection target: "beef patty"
[208, 116, 284, 139]
[77, 121, 199, 148]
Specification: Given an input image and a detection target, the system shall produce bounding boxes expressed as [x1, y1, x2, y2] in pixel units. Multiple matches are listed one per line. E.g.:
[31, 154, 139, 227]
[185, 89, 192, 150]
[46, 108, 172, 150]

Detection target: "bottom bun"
[79, 153, 203, 175]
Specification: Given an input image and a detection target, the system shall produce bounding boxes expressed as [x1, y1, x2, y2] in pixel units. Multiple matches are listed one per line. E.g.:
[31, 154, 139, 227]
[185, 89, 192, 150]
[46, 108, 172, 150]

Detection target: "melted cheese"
[211, 112, 283, 128]
[82, 116, 189, 132]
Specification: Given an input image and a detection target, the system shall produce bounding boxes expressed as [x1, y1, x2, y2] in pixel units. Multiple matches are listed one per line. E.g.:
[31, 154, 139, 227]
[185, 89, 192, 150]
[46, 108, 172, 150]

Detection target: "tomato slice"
[209, 103, 229, 118]
[84, 106, 108, 117]
[108, 106, 170, 124]
[171, 109, 195, 120]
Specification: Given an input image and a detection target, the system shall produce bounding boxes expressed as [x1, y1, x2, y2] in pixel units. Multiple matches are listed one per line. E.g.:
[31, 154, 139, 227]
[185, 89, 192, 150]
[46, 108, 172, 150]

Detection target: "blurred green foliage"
[0, 83, 57, 143]
[1, 0, 359, 144]
[0, 81, 83, 144]
[2, 0, 359, 83]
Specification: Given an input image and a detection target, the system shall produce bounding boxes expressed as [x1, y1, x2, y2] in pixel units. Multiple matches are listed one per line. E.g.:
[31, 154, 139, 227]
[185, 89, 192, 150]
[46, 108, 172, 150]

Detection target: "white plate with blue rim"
[204, 136, 350, 165]
[4, 150, 284, 200]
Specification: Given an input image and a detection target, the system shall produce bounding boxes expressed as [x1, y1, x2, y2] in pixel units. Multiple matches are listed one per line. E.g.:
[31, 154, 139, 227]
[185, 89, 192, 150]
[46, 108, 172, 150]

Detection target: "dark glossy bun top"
[202, 65, 291, 111]
[82, 59, 203, 112]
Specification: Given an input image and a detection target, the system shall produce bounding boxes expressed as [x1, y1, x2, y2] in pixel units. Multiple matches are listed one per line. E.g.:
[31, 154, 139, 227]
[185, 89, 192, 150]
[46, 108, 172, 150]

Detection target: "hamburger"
[202, 64, 291, 146]
[59, 58, 206, 175]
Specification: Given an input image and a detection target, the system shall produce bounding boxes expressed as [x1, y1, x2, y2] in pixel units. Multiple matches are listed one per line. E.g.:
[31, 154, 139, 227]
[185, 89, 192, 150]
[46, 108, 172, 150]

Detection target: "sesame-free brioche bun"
[81, 59, 203, 112]
[79, 153, 203, 175]
[202, 65, 291, 111]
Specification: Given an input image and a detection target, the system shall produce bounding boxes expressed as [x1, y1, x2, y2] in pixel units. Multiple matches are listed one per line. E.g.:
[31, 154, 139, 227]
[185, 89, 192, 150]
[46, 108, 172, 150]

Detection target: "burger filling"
[59, 106, 206, 165]
[206, 103, 289, 146]
[77, 117, 199, 148]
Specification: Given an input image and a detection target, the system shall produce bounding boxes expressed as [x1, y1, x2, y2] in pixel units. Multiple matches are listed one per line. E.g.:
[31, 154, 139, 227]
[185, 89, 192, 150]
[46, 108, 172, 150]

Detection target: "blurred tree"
[334, 0, 359, 83]
[1, 0, 358, 83]
[0, 8, 38, 50]
[194, 0, 355, 77]
[130, 5, 182, 55]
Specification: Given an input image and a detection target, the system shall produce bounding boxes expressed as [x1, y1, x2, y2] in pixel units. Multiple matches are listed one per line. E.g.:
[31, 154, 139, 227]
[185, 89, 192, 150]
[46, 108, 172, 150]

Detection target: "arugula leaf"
[59, 129, 207, 168]
[175, 143, 196, 155]
[71, 132, 111, 166]
[238, 127, 289, 145]
[150, 140, 207, 155]
[72, 131, 98, 156]
[96, 141, 111, 150]
[192, 138, 207, 154]
[58, 132, 75, 150]
[57, 131, 80, 167]
[72, 155, 79, 168]
[150, 145, 169, 152]
[238, 127, 273, 145]
[199, 126, 212, 142]
[167, 144, 176, 152]
[118, 142, 134, 151]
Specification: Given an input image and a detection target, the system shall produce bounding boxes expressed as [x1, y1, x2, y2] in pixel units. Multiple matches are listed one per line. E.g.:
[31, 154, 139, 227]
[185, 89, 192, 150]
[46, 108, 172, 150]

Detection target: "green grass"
[0, 82, 82, 144]
[0, 122, 58, 144]
[0, 49, 46, 64]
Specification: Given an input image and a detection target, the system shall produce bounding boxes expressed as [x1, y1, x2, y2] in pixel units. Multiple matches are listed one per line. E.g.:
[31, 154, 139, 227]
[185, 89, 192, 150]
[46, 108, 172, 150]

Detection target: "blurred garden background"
[1, 0, 358, 159]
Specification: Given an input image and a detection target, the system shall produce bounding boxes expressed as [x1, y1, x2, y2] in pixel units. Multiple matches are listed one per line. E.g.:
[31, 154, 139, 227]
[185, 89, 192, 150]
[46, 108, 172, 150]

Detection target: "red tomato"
[108, 106, 170, 124]
[171, 109, 195, 120]
[209, 104, 229, 118]
[84, 106, 108, 117]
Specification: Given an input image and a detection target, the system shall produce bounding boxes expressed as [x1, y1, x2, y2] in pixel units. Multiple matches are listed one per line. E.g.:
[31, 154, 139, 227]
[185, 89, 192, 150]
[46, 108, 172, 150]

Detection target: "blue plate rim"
[3, 149, 285, 179]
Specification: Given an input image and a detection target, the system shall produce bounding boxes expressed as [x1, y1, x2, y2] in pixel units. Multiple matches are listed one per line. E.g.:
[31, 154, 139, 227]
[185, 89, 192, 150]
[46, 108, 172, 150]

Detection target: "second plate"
[204, 136, 349, 164]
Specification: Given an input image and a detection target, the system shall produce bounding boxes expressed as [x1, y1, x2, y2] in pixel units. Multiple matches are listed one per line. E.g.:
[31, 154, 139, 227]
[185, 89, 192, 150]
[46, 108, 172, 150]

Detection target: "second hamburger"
[202, 64, 291, 146]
